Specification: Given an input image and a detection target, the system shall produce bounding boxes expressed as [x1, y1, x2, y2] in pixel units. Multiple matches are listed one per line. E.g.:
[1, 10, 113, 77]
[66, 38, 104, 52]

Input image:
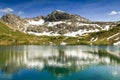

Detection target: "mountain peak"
[1, 14, 20, 23]
[1, 14, 20, 19]
[45, 10, 90, 22]
[53, 10, 65, 13]
[51, 10, 71, 15]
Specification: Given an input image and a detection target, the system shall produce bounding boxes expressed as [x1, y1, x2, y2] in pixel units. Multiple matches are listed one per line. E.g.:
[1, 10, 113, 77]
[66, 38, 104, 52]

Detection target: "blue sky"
[0, 0, 120, 21]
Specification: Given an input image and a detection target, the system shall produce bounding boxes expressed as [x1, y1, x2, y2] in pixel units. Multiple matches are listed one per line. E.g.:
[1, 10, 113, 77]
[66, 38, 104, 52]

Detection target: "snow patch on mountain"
[113, 41, 120, 45]
[67, 22, 72, 25]
[107, 33, 120, 40]
[28, 19, 44, 25]
[64, 29, 99, 37]
[27, 31, 60, 36]
[103, 25, 110, 31]
[60, 42, 67, 45]
[27, 28, 100, 37]
[24, 21, 114, 37]
[90, 37, 98, 42]
[48, 21, 65, 27]
[77, 23, 99, 27]
[114, 37, 119, 40]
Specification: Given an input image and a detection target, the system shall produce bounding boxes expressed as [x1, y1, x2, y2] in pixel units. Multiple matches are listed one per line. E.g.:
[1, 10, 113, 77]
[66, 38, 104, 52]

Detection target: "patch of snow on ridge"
[28, 19, 44, 25]
[64, 29, 99, 37]
[27, 28, 100, 37]
[107, 33, 120, 40]
[77, 23, 101, 27]
[23, 24, 29, 32]
[48, 21, 65, 27]
[115, 37, 119, 40]
[27, 31, 60, 36]
[90, 37, 98, 42]
[94, 37, 98, 41]
[61, 42, 67, 45]
[67, 22, 72, 25]
[113, 41, 120, 45]
[102, 25, 110, 31]
[90, 37, 95, 42]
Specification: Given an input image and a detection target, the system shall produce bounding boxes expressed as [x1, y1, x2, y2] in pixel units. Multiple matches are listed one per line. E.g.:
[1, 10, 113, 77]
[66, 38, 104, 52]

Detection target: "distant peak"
[1, 14, 20, 19]
[3, 13, 17, 17]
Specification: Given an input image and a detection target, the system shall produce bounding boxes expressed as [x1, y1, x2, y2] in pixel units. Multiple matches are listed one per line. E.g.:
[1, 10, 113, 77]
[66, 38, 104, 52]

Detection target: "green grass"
[85, 26, 120, 45]
[0, 21, 119, 45]
[0, 22, 88, 45]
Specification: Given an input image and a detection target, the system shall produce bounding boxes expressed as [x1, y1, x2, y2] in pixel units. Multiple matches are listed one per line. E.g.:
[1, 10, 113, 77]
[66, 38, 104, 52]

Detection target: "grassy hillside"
[0, 22, 88, 45]
[0, 21, 119, 45]
[0, 22, 34, 45]
[85, 25, 120, 45]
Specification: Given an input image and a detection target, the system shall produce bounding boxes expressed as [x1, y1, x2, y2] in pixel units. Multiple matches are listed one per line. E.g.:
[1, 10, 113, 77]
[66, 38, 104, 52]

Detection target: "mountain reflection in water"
[0, 45, 120, 80]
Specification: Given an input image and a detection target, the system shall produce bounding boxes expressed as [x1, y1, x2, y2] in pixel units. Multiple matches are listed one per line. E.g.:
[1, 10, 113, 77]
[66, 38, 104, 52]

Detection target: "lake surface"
[0, 45, 120, 80]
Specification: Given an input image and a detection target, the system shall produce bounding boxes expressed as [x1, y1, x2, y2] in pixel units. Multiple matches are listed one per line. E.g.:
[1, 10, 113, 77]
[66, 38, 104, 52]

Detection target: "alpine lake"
[0, 45, 120, 80]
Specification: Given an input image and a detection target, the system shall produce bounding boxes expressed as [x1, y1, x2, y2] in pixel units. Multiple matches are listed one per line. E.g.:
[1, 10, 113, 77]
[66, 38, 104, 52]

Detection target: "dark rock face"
[45, 10, 90, 22]
[45, 10, 74, 21]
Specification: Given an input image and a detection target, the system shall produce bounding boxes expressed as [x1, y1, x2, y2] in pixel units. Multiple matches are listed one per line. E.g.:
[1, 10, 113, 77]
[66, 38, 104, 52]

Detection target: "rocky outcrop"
[1, 14, 20, 24]
[1, 14, 25, 30]
[45, 10, 91, 22]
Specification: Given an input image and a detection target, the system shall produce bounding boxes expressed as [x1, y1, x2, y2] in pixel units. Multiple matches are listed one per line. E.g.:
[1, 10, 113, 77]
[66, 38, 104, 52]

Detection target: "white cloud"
[0, 8, 14, 13]
[18, 11, 24, 15]
[108, 11, 120, 16]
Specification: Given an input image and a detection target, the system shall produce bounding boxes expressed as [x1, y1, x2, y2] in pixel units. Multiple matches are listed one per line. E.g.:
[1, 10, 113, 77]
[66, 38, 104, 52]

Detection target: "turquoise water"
[0, 45, 120, 80]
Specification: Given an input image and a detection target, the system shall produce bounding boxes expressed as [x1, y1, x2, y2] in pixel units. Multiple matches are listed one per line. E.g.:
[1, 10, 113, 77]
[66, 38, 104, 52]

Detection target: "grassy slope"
[0, 21, 119, 45]
[85, 25, 120, 45]
[0, 22, 88, 45]
[0, 22, 35, 45]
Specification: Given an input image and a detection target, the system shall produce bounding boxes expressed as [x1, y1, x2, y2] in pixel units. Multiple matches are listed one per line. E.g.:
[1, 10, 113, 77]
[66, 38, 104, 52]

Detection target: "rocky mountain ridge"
[0, 10, 118, 37]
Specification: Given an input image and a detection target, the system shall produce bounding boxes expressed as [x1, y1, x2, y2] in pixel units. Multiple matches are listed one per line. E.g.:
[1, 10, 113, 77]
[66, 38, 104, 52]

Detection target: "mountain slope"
[0, 21, 120, 45]
[0, 10, 120, 45]
[1, 10, 117, 37]
[0, 21, 86, 45]
[86, 25, 120, 45]
[0, 21, 33, 45]
[45, 10, 91, 22]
